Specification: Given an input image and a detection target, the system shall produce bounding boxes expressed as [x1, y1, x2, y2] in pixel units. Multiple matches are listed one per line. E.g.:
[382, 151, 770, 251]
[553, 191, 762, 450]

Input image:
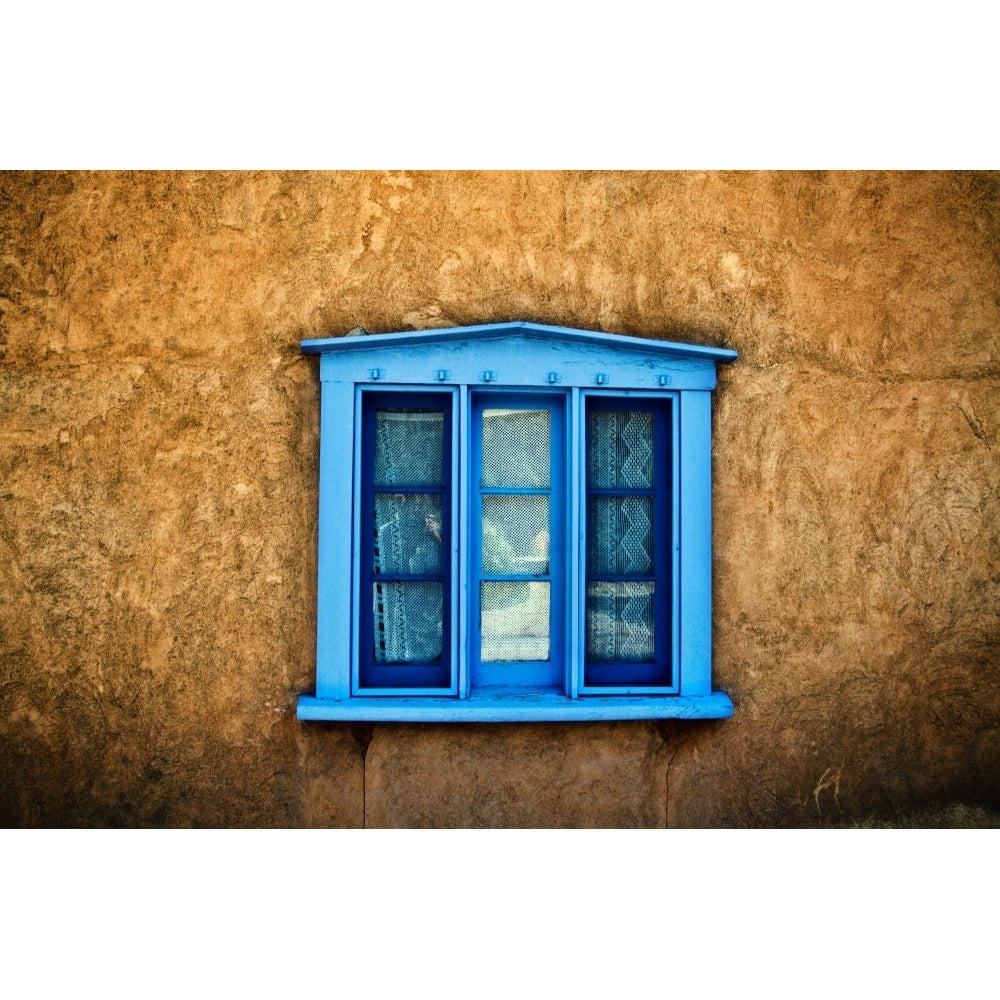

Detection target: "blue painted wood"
[678, 390, 713, 696]
[315, 379, 354, 700]
[302, 321, 738, 366]
[356, 390, 455, 693]
[670, 394, 682, 682]
[301, 323, 736, 721]
[315, 346, 717, 392]
[457, 384, 471, 699]
[305, 324, 733, 393]
[580, 394, 677, 694]
[297, 690, 734, 722]
[469, 391, 565, 689]
[568, 386, 582, 699]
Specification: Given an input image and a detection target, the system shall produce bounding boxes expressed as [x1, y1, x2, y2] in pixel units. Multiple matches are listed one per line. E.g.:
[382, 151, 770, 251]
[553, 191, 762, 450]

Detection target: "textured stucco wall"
[1, 170, 998, 827]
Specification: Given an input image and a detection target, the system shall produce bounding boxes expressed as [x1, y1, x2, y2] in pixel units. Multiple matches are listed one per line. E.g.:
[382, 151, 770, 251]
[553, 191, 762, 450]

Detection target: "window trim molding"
[300, 322, 737, 722]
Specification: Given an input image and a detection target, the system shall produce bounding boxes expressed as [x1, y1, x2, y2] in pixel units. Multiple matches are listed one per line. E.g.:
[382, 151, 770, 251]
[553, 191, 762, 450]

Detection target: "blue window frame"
[471, 392, 566, 691]
[583, 395, 674, 692]
[297, 322, 736, 722]
[360, 391, 454, 691]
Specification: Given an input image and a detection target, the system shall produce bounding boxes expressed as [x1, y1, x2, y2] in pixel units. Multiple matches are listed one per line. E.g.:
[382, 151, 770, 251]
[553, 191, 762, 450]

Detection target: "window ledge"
[296, 690, 733, 723]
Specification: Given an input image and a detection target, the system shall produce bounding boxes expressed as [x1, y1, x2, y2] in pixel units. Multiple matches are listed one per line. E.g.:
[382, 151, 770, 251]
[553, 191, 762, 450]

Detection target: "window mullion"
[568, 385, 582, 699]
[457, 383, 471, 699]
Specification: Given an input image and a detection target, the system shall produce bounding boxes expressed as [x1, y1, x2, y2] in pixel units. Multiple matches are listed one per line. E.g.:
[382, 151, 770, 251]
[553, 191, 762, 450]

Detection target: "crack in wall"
[664, 741, 680, 829]
[657, 722, 682, 828]
[958, 401, 991, 448]
[351, 724, 374, 828]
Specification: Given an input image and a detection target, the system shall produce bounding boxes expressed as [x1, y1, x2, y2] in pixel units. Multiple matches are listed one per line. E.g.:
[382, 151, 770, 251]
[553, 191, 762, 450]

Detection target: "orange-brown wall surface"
[2, 170, 998, 827]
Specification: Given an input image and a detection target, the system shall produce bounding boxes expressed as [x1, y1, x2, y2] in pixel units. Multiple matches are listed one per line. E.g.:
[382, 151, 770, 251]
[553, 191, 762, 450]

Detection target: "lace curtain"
[586, 410, 655, 663]
[372, 409, 444, 663]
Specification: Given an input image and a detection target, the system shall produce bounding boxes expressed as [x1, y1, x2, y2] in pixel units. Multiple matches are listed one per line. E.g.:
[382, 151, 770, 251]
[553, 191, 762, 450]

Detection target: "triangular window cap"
[301, 320, 737, 364]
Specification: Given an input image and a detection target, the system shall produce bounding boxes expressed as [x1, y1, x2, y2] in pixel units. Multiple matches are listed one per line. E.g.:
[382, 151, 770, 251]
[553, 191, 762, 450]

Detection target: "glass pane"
[482, 495, 549, 575]
[586, 582, 655, 662]
[481, 581, 550, 661]
[482, 409, 550, 487]
[588, 410, 654, 489]
[375, 409, 444, 487]
[373, 494, 442, 574]
[587, 496, 653, 575]
[372, 581, 443, 663]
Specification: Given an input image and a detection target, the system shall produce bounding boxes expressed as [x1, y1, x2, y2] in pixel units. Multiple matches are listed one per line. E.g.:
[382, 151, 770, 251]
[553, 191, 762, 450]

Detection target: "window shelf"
[298, 690, 734, 723]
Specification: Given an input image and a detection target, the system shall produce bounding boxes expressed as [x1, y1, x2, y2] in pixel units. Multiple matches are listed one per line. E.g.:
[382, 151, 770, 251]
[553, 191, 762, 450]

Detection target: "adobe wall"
[2, 170, 997, 827]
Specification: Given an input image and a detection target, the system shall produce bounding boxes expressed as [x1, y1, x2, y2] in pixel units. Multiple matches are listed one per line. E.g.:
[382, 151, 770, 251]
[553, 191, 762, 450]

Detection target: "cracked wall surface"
[1, 170, 998, 827]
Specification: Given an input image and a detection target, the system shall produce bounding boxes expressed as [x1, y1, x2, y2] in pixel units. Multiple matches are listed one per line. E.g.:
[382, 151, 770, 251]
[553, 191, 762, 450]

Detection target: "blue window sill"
[296, 690, 733, 723]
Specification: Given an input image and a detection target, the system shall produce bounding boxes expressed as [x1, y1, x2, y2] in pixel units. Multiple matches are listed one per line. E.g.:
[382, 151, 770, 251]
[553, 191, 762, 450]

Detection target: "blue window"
[360, 391, 453, 691]
[583, 396, 674, 692]
[298, 322, 736, 722]
[471, 393, 566, 690]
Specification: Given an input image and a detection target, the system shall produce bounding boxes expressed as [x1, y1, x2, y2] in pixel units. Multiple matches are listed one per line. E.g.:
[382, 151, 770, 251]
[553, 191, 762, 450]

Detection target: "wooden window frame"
[297, 322, 736, 722]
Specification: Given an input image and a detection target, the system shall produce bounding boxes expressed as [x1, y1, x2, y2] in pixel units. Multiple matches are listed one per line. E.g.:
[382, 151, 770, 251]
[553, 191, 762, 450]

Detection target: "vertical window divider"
[457, 383, 471, 700]
[349, 385, 364, 697]
[670, 392, 682, 691]
[568, 386, 582, 699]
